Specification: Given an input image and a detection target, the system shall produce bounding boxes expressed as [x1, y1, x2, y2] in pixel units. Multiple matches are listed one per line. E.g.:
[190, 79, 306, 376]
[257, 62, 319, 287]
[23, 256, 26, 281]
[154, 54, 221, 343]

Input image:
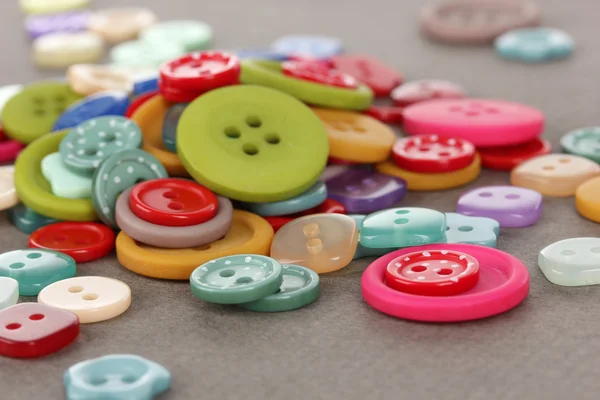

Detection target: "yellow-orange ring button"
[575, 176, 600, 223]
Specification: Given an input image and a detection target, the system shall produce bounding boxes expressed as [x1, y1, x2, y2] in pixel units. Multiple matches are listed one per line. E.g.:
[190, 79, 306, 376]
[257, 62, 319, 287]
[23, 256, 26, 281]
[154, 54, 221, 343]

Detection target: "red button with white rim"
[392, 134, 476, 173]
[28, 222, 115, 263]
[129, 178, 219, 227]
[391, 80, 465, 107]
[160, 51, 241, 91]
[385, 249, 479, 296]
[329, 55, 402, 97]
[281, 61, 358, 89]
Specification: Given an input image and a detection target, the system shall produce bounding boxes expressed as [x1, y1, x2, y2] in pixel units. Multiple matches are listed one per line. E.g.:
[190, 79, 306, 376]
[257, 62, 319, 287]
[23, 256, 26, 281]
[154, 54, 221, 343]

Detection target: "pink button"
[403, 99, 544, 147]
[391, 80, 465, 107]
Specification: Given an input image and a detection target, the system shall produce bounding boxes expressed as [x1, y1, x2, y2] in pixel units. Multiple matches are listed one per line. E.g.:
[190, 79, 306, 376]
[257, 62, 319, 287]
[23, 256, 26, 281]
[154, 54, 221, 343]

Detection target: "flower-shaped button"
[271, 35, 343, 59]
[0, 277, 19, 310]
[25, 11, 90, 39]
[53, 91, 131, 131]
[539, 238, 600, 287]
[41, 152, 92, 199]
[445, 213, 499, 248]
[561, 127, 600, 163]
[495, 28, 574, 63]
[391, 80, 465, 107]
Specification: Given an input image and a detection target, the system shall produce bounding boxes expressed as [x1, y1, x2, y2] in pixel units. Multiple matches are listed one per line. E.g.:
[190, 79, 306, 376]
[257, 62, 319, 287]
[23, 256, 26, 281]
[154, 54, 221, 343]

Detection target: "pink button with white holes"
[391, 80, 465, 107]
[403, 99, 544, 147]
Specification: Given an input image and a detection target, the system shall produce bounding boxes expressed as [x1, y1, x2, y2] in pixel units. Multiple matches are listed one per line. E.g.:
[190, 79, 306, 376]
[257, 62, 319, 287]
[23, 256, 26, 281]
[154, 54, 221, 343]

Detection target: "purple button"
[326, 169, 407, 213]
[456, 185, 543, 227]
[25, 12, 91, 39]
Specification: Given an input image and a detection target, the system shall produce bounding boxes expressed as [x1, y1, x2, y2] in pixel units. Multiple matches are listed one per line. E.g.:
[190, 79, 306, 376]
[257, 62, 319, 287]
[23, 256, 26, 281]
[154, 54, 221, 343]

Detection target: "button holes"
[505, 194, 520, 200]
[303, 223, 320, 238]
[34, 109, 45, 116]
[590, 247, 600, 254]
[449, 106, 462, 112]
[54, 95, 66, 103]
[27, 253, 42, 259]
[224, 127, 240, 139]
[465, 111, 480, 117]
[5, 323, 21, 330]
[246, 116, 262, 128]
[264, 133, 280, 144]
[83, 149, 96, 156]
[29, 314, 45, 321]
[236, 277, 254, 284]
[103, 133, 116, 142]
[243, 143, 259, 156]
[437, 268, 453, 275]
[306, 238, 323, 255]
[542, 165, 555, 171]
[458, 226, 473, 232]
[394, 218, 409, 224]
[558, 158, 571, 164]
[446, 226, 451, 231]
[168, 201, 184, 211]
[395, 210, 410, 215]
[478, 192, 493, 197]
[121, 376, 138, 384]
[219, 269, 235, 278]
[418, 146, 431, 152]
[162, 190, 178, 199]
[83, 293, 99, 301]
[560, 249, 575, 256]
[331, 122, 348, 131]
[354, 126, 367, 133]
[9, 263, 24, 269]
[438, 151, 451, 157]
[69, 286, 84, 293]
[32, 97, 45, 105]
[88, 377, 108, 386]
[411, 266, 426, 272]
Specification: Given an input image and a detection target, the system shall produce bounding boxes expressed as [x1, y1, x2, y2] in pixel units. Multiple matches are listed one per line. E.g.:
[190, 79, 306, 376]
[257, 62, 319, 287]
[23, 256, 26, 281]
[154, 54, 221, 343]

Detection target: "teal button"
[561, 127, 600, 163]
[238, 264, 319, 312]
[0, 277, 19, 310]
[41, 152, 92, 199]
[350, 214, 397, 259]
[0, 249, 76, 296]
[495, 28, 574, 63]
[92, 149, 168, 228]
[445, 213, 499, 248]
[237, 181, 327, 216]
[360, 207, 447, 249]
[8, 203, 60, 234]
[190, 255, 283, 304]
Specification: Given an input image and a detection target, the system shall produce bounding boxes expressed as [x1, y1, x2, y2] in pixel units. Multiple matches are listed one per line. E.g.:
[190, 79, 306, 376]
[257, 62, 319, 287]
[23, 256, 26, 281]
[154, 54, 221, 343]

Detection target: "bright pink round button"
[361, 244, 530, 322]
[402, 99, 544, 147]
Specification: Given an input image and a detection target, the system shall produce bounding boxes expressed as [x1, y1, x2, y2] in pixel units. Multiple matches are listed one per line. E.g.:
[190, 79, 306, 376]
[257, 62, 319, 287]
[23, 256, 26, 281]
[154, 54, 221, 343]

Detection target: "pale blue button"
[237, 181, 327, 217]
[236, 49, 289, 61]
[271, 35, 343, 59]
[445, 213, 500, 248]
[64, 354, 171, 400]
[41, 152, 92, 199]
[350, 215, 397, 259]
[0, 277, 18, 310]
[539, 237, 600, 286]
[495, 28, 574, 63]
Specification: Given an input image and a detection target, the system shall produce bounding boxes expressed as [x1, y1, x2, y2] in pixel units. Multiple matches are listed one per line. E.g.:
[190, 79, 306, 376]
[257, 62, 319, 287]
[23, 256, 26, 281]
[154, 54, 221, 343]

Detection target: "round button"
[177, 85, 328, 202]
[190, 255, 283, 304]
[88, 7, 157, 43]
[67, 64, 133, 96]
[33, 31, 103, 68]
[495, 28, 574, 63]
[129, 178, 218, 227]
[141, 20, 213, 52]
[20, 0, 89, 14]
[161, 103, 187, 152]
[0, 166, 18, 211]
[158, 78, 204, 103]
[92, 149, 168, 228]
[385, 249, 480, 296]
[0, 127, 23, 164]
[111, 40, 186, 69]
[37, 276, 131, 324]
[238, 181, 327, 217]
[125, 90, 158, 118]
[479, 138, 551, 171]
[392, 134, 476, 173]
[329, 55, 402, 97]
[391, 80, 465, 107]
[576, 177, 600, 223]
[281, 61, 358, 89]
[53, 91, 130, 131]
[25, 11, 90, 39]
[561, 127, 600, 163]
[271, 35, 343, 59]
[0, 277, 19, 310]
[160, 51, 241, 92]
[8, 203, 60, 235]
[59, 116, 143, 175]
[365, 106, 404, 125]
[28, 222, 115, 263]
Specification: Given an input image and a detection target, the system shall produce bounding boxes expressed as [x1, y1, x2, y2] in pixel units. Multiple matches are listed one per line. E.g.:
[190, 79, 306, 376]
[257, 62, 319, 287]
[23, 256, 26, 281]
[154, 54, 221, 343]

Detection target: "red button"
[281, 61, 358, 89]
[478, 138, 552, 171]
[265, 199, 347, 232]
[365, 106, 404, 125]
[391, 80, 465, 107]
[28, 222, 116, 263]
[264, 216, 293, 233]
[385, 249, 479, 296]
[129, 178, 219, 227]
[125, 90, 159, 118]
[328, 156, 360, 166]
[392, 134, 476, 173]
[158, 79, 204, 103]
[0, 303, 79, 358]
[160, 51, 241, 91]
[329, 55, 402, 97]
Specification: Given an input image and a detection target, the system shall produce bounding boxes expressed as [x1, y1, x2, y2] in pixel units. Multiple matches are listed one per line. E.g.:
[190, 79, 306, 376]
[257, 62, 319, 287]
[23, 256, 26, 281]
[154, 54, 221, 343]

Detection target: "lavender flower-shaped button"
[326, 169, 406, 213]
[456, 185, 542, 227]
[25, 12, 91, 40]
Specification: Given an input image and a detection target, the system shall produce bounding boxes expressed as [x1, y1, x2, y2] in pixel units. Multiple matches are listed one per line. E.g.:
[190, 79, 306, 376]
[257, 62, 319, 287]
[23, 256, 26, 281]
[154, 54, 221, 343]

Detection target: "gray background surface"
[1, 0, 599, 399]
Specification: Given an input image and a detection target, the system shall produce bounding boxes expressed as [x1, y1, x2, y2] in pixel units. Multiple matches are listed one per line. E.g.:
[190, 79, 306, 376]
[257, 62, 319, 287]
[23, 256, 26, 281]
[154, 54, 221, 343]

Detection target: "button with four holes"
[281, 61, 358, 89]
[392, 134, 476, 173]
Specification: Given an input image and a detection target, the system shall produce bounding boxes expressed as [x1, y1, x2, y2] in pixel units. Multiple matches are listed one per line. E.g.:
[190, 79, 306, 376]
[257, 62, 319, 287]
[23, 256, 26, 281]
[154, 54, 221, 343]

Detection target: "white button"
[0, 277, 19, 310]
[0, 166, 18, 211]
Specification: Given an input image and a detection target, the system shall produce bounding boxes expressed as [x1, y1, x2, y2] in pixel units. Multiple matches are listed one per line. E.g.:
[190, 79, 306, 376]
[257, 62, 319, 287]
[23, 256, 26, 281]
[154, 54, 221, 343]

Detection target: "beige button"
[89, 8, 158, 43]
[67, 64, 134, 96]
[37, 276, 131, 323]
[511, 154, 600, 197]
[33, 32, 104, 68]
[0, 166, 18, 211]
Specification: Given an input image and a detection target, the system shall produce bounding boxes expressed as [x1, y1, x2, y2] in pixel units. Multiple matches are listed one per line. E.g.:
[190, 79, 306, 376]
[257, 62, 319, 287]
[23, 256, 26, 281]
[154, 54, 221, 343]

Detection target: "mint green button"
[111, 40, 185, 68]
[140, 20, 212, 52]
[539, 237, 600, 286]
[238, 264, 319, 312]
[190, 255, 283, 304]
[41, 152, 92, 199]
[360, 207, 447, 249]
[0, 249, 76, 296]
[561, 127, 600, 163]
[350, 215, 397, 259]
[8, 203, 60, 234]
[92, 149, 168, 228]
[0, 277, 19, 310]
[445, 213, 499, 248]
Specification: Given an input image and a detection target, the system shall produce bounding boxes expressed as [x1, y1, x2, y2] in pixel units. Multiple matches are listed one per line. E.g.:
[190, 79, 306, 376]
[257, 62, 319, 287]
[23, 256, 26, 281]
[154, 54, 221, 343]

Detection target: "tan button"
[88, 8, 157, 43]
[67, 64, 133, 96]
[0, 166, 18, 211]
[33, 32, 104, 68]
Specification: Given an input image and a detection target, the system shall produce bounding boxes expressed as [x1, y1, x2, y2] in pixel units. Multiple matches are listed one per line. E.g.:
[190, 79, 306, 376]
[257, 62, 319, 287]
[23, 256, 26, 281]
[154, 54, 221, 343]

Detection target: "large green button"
[0, 249, 76, 296]
[15, 130, 96, 221]
[240, 60, 373, 110]
[177, 85, 329, 202]
[190, 255, 283, 304]
[92, 148, 168, 228]
[1, 82, 83, 144]
[238, 264, 320, 312]
[8, 203, 60, 234]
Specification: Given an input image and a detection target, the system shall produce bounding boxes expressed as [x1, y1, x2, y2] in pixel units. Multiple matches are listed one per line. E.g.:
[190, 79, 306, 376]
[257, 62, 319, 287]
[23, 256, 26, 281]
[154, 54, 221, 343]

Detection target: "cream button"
[89, 8, 158, 43]
[0, 166, 18, 211]
[67, 64, 133, 96]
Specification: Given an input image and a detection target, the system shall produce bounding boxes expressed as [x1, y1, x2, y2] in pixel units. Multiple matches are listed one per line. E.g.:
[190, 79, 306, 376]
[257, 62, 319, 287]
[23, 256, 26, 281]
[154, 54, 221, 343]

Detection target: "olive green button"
[190, 255, 283, 304]
[177, 85, 329, 202]
[15, 130, 96, 221]
[240, 60, 373, 111]
[1, 82, 83, 144]
[238, 264, 320, 312]
[92, 148, 168, 228]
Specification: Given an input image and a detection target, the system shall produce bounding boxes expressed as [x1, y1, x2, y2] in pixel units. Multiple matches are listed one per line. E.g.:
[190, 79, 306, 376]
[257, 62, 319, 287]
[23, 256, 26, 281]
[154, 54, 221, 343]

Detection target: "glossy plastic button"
[365, 106, 404, 125]
[0, 303, 79, 358]
[33, 32, 103, 68]
[561, 127, 600, 163]
[0, 166, 18, 211]
[271, 35, 343, 59]
[111, 40, 186, 69]
[158, 78, 206, 103]
[403, 99, 544, 147]
[391, 80, 466, 107]
[0, 127, 23, 164]
[25, 11, 90, 39]
[160, 51, 241, 91]
[445, 213, 499, 248]
[38, 276, 131, 323]
[313, 108, 395, 163]
[65, 355, 171, 400]
[191, 255, 283, 304]
[20, 0, 88, 14]
[0, 277, 19, 310]
[270, 214, 358, 274]
[392, 134, 475, 173]
[511, 154, 600, 197]
[539, 238, 600, 287]
[53, 91, 130, 131]
[8, 203, 60, 235]
[575, 177, 600, 223]
[41, 152, 92, 199]
[264, 198, 346, 232]
[495, 28, 574, 63]
[282, 61, 358, 89]
[0, 249, 76, 296]
[362, 244, 530, 322]
[67, 64, 133, 96]
[350, 215, 397, 259]
[29, 222, 115, 263]
[141, 20, 213, 52]
[88, 8, 157, 43]
[162, 103, 186, 152]
[129, 178, 218, 227]
[329, 55, 402, 97]
[238, 181, 327, 217]
[177, 85, 328, 202]
[478, 138, 551, 171]
[125, 90, 158, 118]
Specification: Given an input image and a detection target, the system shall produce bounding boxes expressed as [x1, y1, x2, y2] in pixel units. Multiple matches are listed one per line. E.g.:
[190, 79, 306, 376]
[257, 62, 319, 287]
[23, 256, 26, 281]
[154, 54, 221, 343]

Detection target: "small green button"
[41, 152, 92, 199]
[92, 149, 168, 228]
[111, 40, 186, 68]
[140, 20, 213, 52]
[561, 127, 600, 163]
[190, 255, 283, 304]
[1, 81, 83, 144]
[0, 249, 76, 296]
[360, 207, 447, 248]
[238, 264, 320, 312]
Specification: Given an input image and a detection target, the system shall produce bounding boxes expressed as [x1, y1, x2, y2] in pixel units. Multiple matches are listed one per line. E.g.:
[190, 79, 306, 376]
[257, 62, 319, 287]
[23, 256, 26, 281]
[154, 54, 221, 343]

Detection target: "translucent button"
[0, 165, 18, 210]
[445, 213, 499, 247]
[538, 238, 600, 286]
[0, 277, 18, 310]
[576, 176, 600, 223]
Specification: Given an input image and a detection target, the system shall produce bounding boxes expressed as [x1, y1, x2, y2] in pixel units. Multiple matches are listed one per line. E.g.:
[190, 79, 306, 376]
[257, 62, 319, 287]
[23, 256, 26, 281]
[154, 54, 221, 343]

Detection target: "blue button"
[237, 181, 327, 216]
[53, 91, 130, 131]
[271, 35, 343, 59]
[133, 75, 159, 97]
[236, 49, 290, 61]
[495, 28, 574, 63]
[162, 103, 187, 152]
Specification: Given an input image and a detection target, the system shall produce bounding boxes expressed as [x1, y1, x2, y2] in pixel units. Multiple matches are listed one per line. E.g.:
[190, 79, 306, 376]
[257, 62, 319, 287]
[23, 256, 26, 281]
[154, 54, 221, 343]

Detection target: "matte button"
[53, 91, 130, 131]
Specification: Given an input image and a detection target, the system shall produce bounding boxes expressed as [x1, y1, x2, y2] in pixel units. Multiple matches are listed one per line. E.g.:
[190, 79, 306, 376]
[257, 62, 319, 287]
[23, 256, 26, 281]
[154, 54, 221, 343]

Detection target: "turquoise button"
[445, 213, 499, 248]
[495, 28, 574, 63]
[162, 103, 186, 152]
[41, 152, 92, 199]
[8, 203, 60, 234]
[0, 277, 19, 310]
[360, 207, 447, 249]
[237, 181, 327, 216]
[0, 249, 76, 296]
[561, 127, 600, 163]
[238, 264, 320, 312]
[350, 214, 397, 259]
[190, 255, 283, 304]
[64, 354, 171, 400]
[539, 237, 600, 287]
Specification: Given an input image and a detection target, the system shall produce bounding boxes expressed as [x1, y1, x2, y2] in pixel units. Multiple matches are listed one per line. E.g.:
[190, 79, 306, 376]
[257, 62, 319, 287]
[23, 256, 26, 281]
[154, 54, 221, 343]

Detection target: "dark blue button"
[133, 76, 159, 96]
